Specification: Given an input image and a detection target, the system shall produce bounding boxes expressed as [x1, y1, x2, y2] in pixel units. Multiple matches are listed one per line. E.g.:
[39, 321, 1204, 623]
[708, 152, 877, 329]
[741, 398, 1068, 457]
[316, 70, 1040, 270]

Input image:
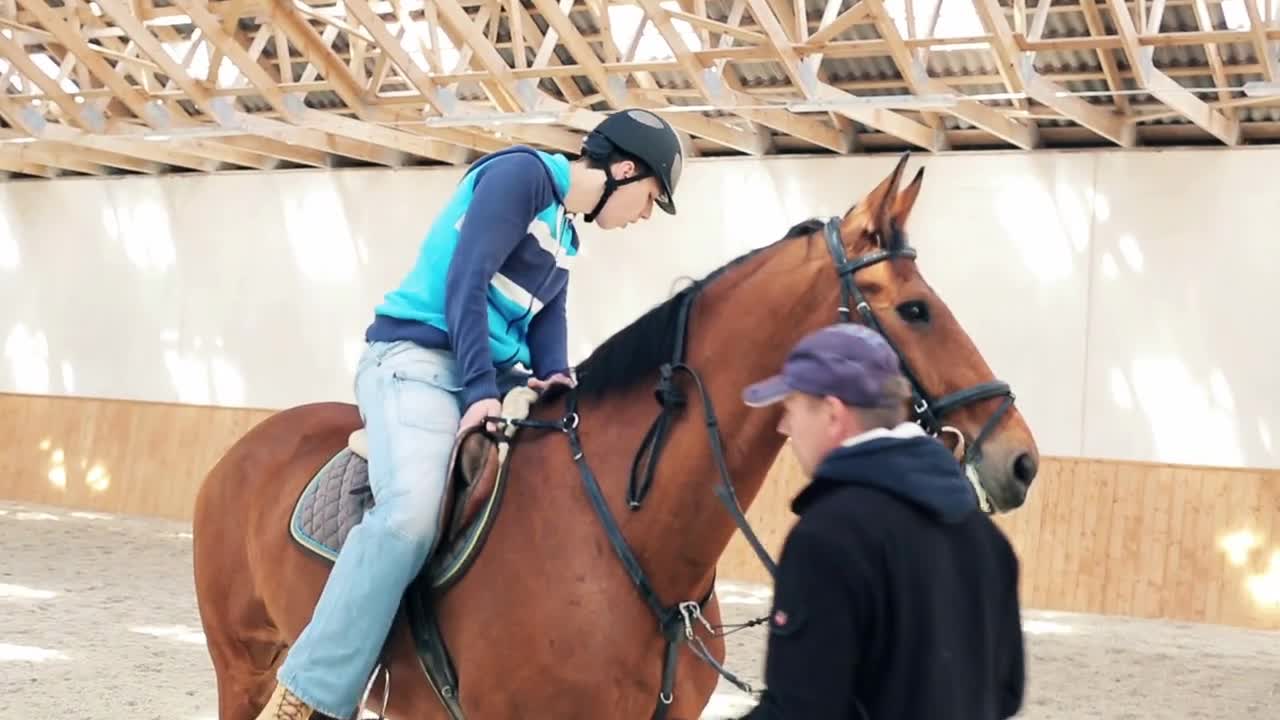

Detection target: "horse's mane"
[568, 217, 829, 400]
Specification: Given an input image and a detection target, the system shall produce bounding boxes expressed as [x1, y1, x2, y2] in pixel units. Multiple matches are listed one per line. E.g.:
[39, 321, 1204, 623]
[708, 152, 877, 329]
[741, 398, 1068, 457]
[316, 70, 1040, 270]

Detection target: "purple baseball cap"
[743, 323, 904, 408]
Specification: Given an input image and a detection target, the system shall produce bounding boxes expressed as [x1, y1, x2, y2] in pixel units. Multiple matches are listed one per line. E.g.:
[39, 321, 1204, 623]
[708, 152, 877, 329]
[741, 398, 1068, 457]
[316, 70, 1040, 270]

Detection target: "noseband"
[494, 213, 1018, 720]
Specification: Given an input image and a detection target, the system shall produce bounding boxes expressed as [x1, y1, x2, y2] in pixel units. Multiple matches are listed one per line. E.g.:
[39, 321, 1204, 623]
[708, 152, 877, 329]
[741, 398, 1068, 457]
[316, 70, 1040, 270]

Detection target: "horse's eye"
[896, 300, 930, 324]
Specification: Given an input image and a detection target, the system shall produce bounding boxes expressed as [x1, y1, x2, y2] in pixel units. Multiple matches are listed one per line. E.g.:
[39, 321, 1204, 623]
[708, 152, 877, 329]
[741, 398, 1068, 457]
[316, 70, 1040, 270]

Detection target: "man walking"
[735, 322, 1026, 719]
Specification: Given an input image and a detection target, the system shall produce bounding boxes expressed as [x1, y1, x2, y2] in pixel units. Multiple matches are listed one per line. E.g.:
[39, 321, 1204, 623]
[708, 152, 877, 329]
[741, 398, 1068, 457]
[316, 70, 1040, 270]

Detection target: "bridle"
[490, 213, 1018, 719]
[821, 215, 1016, 492]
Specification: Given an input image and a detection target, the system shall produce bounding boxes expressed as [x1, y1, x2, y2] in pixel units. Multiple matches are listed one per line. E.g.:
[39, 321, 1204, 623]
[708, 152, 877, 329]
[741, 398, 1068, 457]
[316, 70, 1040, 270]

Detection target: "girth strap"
[405, 575, 466, 720]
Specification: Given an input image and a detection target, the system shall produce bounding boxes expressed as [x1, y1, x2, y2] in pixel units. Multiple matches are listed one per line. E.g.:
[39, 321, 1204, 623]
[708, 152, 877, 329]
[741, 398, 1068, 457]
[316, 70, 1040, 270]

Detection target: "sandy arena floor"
[3, 500, 1279, 719]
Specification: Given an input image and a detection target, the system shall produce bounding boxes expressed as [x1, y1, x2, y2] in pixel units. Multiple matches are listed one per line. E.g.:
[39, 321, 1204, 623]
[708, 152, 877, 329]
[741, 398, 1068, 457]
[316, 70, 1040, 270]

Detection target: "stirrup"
[358, 663, 391, 719]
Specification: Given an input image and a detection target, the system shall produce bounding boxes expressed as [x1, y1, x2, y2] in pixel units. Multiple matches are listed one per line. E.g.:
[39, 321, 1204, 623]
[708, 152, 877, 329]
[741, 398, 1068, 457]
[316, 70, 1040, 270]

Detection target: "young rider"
[256, 108, 686, 720]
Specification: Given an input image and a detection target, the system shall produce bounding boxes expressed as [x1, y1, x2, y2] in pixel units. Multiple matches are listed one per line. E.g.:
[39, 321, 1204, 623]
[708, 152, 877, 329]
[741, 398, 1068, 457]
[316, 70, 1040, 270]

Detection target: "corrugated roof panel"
[734, 60, 792, 87]
[927, 48, 999, 78]
[1159, 5, 1204, 32]
[1153, 43, 1210, 70]
[651, 68, 696, 92]
[1043, 6, 1091, 37]
[1033, 47, 1104, 75]
[1244, 106, 1280, 122]
[821, 54, 903, 82]
[1218, 41, 1260, 67]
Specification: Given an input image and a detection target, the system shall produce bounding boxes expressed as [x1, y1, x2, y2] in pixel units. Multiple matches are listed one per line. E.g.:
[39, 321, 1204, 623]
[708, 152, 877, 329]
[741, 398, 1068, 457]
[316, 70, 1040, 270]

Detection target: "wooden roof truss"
[0, 0, 1276, 178]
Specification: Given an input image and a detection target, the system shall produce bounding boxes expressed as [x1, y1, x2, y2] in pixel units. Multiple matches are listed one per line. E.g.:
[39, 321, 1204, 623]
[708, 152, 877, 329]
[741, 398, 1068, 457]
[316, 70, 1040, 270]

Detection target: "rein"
[499, 214, 1017, 717]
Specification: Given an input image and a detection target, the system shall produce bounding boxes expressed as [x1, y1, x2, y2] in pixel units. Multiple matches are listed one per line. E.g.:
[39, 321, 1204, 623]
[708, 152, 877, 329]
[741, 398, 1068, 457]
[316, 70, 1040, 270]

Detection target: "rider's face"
[594, 160, 660, 230]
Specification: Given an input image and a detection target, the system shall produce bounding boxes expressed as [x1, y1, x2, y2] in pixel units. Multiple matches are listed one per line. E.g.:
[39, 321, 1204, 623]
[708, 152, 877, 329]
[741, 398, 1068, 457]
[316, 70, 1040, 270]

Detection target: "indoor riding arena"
[2, 1, 1279, 719]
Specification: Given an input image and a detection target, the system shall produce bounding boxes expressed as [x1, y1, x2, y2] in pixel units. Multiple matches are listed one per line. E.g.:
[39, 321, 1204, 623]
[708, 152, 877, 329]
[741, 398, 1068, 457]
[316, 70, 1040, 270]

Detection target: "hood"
[795, 424, 979, 523]
[465, 145, 572, 204]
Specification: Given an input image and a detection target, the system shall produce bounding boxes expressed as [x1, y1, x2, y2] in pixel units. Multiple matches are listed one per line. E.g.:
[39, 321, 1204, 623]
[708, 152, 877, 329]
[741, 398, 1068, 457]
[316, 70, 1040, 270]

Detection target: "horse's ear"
[842, 152, 910, 247]
[890, 166, 925, 230]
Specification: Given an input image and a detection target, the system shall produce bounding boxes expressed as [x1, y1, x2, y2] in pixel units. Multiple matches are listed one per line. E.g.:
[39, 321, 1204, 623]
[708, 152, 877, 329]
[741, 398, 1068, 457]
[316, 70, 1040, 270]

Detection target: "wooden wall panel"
[4, 391, 1279, 630]
[0, 392, 272, 521]
[722, 450, 1280, 631]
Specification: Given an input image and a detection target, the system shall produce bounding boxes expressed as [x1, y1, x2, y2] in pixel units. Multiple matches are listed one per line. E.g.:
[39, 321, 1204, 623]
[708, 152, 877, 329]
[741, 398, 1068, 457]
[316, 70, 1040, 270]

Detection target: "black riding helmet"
[580, 108, 684, 223]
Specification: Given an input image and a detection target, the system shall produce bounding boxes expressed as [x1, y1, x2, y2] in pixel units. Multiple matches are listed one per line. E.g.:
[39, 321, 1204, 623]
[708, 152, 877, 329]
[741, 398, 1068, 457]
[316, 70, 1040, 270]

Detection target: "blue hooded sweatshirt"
[365, 145, 578, 408]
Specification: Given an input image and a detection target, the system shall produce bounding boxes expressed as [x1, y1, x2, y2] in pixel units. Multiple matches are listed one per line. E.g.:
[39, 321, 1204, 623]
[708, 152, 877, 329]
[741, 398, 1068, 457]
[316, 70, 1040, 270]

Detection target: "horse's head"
[812, 153, 1039, 512]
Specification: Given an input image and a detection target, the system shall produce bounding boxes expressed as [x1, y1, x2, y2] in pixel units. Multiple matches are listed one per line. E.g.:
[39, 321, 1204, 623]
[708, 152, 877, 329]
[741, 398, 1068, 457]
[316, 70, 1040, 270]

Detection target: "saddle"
[289, 386, 537, 593]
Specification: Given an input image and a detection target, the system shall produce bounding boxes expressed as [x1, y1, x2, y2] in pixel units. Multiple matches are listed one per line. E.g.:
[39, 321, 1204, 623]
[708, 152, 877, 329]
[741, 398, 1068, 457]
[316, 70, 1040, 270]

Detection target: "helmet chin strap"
[584, 171, 647, 224]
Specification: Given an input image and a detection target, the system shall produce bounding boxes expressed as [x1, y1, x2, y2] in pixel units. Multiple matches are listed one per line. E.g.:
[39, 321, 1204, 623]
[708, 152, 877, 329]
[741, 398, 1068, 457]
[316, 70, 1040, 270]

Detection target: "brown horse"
[192, 154, 1039, 720]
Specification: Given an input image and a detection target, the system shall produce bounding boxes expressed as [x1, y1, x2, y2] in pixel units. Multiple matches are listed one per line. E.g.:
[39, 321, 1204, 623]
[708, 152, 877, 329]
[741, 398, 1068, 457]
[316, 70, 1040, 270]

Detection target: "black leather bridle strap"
[628, 294, 695, 508]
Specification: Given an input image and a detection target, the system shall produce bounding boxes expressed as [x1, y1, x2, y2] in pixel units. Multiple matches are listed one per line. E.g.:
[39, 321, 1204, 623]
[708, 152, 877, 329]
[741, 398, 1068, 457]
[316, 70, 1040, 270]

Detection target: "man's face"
[777, 393, 847, 476]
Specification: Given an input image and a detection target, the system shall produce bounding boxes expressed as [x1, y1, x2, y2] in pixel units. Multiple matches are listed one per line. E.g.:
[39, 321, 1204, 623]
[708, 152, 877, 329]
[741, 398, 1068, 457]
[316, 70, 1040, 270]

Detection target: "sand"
[3, 499, 1279, 719]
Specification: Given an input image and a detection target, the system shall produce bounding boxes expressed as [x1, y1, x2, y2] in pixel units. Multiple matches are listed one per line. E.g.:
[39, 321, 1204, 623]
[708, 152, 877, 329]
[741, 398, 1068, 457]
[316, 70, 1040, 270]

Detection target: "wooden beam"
[341, 0, 449, 114]
[0, 36, 212, 171]
[806, 83, 943, 150]
[0, 34, 173, 171]
[1023, 72, 1136, 146]
[524, 0, 774, 155]
[507, 0, 586, 102]
[696, 0, 844, 151]
[218, 135, 330, 168]
[0, 149, 58, 178]
[266, 0, 367, 106]
[171, 0, 398, 166]
[9, 143, 111, 175]
[1029, 0, 1053, 42]
[528, 0, 621, 103]
[1189, 0, 1233, 114]
[94, 0, 337, 167]
[636, 0, 862, 152]
[972, 0, 1134, 147]
[802, 3, 871, 47]
[744, 0, 814, 95]
[760, 0, 797, 41]
[1102, 0, 1239, 145]
[173, 0, 473, 165]
[433, 0, 527, 112]
[1242, 0, 1279, 82]
[969, 0, 1026, 98]
[1075, 0, 1131, 113]
[860, 0, 1037, 149]
[14, 0, 272, 170]
[341, 0, 578, 153]
[664, 8, 768, 46]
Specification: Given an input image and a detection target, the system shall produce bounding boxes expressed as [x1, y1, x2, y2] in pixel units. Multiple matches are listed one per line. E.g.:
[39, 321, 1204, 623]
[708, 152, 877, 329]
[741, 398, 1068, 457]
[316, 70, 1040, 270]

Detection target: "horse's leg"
[206, 632, 285, 720]
[669, 591, 730, 720]
[193, 458, 287, 720]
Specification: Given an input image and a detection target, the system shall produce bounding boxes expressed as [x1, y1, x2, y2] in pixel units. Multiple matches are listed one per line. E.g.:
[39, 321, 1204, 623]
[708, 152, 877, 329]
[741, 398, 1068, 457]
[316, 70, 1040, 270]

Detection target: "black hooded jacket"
[738, 426, 1025, 720]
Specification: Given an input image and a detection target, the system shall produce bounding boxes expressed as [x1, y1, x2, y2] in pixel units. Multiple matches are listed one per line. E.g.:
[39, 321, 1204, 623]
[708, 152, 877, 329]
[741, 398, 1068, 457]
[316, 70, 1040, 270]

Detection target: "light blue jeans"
[278, 340, 524, 718]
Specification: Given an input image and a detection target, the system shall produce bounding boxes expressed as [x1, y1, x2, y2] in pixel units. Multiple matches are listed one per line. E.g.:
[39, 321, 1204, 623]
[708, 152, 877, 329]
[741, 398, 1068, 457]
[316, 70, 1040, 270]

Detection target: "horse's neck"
[627, 249, 836, 603]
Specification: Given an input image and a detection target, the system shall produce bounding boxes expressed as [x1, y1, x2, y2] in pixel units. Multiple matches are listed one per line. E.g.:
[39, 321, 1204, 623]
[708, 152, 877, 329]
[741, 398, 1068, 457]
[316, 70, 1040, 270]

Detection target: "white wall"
[1, 145, 1276, 470]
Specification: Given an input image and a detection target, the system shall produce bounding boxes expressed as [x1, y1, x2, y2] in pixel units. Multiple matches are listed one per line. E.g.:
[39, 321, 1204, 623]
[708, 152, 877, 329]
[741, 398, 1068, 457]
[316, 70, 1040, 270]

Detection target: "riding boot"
[256, 683, 317, 720]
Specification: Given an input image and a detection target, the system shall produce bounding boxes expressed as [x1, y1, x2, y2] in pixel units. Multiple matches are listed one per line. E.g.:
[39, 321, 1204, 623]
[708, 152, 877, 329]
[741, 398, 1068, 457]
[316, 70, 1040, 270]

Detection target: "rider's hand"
[458, 397, 502, 435]
[528, 372, 576, 394]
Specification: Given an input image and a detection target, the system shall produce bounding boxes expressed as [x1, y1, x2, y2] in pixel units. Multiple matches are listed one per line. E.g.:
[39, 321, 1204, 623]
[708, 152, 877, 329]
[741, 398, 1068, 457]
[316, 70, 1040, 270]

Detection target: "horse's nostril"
[1013, 453, 1038, 485]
